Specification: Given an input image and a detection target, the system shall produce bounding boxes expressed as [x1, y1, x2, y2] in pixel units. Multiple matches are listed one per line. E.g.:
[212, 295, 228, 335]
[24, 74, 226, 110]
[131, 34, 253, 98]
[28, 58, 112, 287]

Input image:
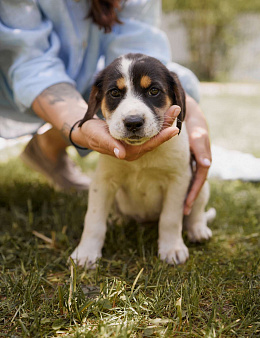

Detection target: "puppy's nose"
[124, 115, 144, 132]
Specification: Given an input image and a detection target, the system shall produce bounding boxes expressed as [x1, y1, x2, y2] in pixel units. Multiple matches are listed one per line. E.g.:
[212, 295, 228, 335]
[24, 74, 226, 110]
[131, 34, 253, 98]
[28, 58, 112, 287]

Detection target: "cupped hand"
[74, 105, 181, 161]
[122, 105, 181, 161]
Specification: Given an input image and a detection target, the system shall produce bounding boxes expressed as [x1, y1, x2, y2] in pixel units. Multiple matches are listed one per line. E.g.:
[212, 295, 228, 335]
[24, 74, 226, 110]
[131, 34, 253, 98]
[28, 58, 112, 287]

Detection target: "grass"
[0, 155, 259, 337]
[201, 91, 260, 157]
[0, 89, 260, 337]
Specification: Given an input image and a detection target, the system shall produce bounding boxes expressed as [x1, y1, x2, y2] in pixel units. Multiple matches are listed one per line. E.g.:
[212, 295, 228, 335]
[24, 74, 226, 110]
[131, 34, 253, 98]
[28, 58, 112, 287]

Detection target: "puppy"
[71, 53, 212, 267]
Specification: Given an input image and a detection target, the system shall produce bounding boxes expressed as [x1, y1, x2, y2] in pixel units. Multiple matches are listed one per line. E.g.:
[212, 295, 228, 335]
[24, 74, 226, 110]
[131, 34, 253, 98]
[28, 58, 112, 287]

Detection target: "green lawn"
[201, 87, 260, 157]
[0, 89, 259, 337]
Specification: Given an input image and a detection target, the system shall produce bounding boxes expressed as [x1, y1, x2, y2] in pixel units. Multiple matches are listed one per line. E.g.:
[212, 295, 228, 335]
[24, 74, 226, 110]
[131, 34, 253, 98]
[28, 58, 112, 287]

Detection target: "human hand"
[121, 105, 181, 161]
[73, 105, 181, 161]
[184, 96, 212, 215]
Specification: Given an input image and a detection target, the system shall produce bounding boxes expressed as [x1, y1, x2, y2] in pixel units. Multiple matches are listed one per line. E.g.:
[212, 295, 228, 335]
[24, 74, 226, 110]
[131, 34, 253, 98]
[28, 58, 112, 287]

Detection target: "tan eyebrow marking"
[116, 77, 126, 90]
[140, 75, 152, 88]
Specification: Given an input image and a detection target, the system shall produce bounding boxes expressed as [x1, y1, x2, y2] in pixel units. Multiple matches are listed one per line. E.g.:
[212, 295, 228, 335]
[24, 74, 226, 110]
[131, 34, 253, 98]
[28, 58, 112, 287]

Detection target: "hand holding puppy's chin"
[75, 116, 179, 161]
[117, 126, 180, 161]
[76, 118, 125, 157]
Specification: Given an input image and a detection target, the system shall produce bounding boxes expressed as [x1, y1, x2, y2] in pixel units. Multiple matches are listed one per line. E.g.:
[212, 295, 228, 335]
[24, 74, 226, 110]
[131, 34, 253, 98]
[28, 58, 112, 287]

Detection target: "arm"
[0, 1, 75, 112]
[32, 83, 180, 160]
[31, 83, 125, 156]
[184, 95, 212, 215]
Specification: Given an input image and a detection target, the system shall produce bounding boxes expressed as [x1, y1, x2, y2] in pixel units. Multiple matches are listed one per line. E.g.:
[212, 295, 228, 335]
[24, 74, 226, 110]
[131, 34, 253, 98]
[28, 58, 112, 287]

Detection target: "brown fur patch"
[116, 77, 126, 90]
[165, 96, 172, 110]
[101, 99, 109, 119]
[140, 75, 152, 89]
[155, 97, 173, 124]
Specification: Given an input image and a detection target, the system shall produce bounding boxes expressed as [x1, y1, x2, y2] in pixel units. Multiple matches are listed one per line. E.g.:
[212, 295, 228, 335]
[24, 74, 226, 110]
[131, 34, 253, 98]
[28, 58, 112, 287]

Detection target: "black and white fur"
[71, 53, 212, 267]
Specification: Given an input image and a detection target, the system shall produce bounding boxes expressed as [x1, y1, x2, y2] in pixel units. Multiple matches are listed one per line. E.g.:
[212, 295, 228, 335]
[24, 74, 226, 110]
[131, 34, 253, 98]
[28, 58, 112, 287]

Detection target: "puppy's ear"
[78, 72, 104, 127]
[170, 71, 186, 133]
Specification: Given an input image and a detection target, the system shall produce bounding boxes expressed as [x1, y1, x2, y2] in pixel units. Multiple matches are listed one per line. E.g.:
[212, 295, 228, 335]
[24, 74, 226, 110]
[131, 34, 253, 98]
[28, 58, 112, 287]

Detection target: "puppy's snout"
[124, 115, 144, 132]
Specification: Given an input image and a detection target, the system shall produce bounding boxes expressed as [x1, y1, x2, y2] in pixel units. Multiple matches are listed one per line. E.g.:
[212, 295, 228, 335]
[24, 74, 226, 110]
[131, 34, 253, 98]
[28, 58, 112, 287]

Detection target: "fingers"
[184, 97, 212, 215]
[103, 110, 180, 160]
[184, 143, 211, 215]
[143, 126, 180, 150]
[77, 112, 180, 162]
[123, 126, 180, 161]
[122, 106, 181, 161]
[183, 160, 211, 215]
[163, 105, 181, 129]
[78, 119, 126, 158]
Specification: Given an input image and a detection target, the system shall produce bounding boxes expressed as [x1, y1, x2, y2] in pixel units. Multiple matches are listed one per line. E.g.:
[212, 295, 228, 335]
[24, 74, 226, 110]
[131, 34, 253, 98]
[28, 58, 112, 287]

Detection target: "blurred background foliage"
[162, 0, 260, 80]
[162, 0, 260, 12]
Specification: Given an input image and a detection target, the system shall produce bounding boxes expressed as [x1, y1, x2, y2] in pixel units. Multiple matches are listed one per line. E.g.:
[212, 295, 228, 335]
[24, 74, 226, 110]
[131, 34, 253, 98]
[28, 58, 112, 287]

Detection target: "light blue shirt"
[0, 0, 199, 138]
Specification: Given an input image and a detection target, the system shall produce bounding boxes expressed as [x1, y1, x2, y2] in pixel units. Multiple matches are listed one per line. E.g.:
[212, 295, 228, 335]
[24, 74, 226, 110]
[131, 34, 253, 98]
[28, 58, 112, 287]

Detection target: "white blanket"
[209, 145, 260, 181]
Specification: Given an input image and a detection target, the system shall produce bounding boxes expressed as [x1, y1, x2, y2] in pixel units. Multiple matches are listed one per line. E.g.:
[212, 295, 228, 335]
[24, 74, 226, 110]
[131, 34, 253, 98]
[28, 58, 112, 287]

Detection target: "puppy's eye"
[148, 87, 160, 96]
[109, 89, 121, 98]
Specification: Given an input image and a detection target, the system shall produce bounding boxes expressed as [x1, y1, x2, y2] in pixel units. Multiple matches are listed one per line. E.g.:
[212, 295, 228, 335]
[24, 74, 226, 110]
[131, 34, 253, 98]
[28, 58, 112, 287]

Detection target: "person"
[0, 0, 211, 215]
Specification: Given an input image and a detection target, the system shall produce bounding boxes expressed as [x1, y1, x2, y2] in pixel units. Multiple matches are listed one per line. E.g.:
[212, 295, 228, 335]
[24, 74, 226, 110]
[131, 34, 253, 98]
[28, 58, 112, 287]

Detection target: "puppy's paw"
[70, 245, 101, 269]
[159, 242, 189, 265]
[187, 224, 212, 243]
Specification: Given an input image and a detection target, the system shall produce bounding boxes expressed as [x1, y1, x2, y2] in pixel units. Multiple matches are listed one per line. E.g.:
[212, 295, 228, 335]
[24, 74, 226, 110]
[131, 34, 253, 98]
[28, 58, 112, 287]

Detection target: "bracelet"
[69, 119, 88, 150]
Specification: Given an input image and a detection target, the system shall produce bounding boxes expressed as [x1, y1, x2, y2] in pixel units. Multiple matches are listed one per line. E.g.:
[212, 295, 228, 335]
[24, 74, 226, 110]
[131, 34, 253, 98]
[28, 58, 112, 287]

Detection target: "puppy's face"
[80, 54, 186, 145]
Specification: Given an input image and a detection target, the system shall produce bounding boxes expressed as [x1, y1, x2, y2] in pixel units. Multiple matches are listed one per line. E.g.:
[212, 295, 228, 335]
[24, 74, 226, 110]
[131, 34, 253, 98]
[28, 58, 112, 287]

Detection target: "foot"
[158, 240, 189, 265]
[70, 241, 102, 269]
[187, 223, 212, 243]
[20, 135, 91, 191]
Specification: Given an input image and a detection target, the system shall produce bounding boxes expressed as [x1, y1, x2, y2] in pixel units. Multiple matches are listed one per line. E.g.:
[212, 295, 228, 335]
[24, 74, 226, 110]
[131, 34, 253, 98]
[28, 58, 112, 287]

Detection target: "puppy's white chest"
[116, 166, 169, 221]
[102, 130, 191, 222]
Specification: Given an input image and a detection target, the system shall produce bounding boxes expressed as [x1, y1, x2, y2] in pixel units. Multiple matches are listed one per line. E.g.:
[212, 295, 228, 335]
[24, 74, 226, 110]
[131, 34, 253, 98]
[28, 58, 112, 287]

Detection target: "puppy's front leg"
[158, 181, 189, 265]
[71, 172, 117, 268]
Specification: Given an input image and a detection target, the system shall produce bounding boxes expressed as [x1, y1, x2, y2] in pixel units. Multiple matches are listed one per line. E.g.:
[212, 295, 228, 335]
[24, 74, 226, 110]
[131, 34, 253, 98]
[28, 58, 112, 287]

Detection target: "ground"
[0, 84, 259, 337]
[200, 82, 260, 157]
